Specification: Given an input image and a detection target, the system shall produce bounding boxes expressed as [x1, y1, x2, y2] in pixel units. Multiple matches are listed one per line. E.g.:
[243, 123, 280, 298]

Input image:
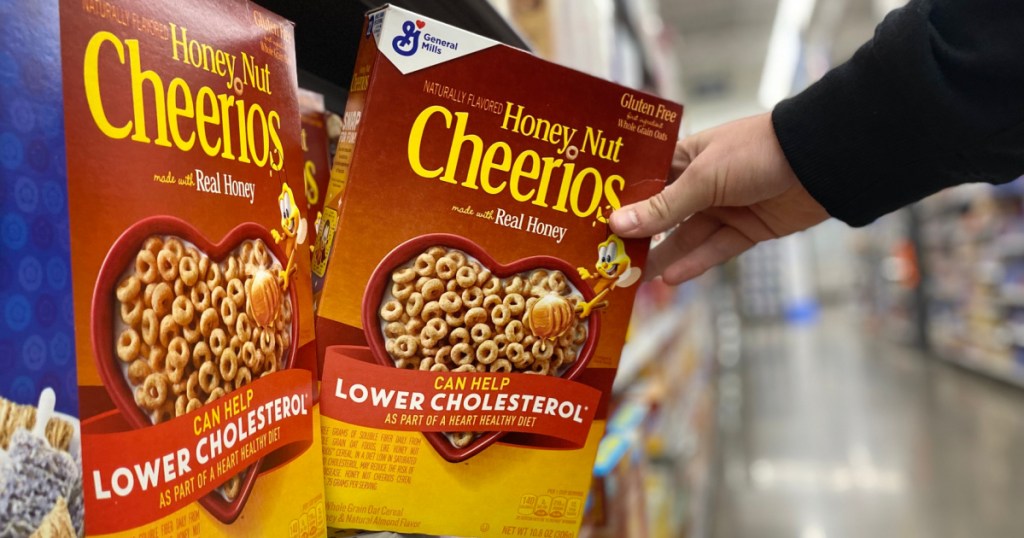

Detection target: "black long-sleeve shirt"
[772, 0, 1024, 226]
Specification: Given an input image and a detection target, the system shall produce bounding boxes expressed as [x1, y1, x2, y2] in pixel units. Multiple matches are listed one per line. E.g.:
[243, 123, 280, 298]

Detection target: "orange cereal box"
[58, 0, 326, 535]
[314, 6, 682, 537]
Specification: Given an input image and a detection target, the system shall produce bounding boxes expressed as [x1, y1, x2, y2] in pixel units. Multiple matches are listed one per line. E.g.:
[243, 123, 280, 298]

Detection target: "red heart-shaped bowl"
[361, 233, 601, 462]
[91, 216, 299, 523]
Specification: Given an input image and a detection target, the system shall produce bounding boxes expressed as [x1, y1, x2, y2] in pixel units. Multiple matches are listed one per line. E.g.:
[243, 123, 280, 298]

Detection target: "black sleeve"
[772, 0, 1024, 226]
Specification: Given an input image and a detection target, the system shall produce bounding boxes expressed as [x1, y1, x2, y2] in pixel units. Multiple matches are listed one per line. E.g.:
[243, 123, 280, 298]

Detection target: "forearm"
[772, 0, 1024, 226]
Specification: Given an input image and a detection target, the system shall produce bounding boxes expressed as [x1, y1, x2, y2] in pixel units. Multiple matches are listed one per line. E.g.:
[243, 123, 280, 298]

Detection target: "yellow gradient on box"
[321, 416, 605, 536]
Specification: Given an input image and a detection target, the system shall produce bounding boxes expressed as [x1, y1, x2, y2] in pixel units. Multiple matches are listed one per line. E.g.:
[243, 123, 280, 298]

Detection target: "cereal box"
[298, 88, 331, 221]
[310, 92, 359, 302]
[314, 6, 682, 536]
[51, 0, 325, 535]
[297, 88, 333, 286]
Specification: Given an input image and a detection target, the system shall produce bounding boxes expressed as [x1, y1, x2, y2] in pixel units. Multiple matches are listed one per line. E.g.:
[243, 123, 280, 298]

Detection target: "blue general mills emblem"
[392, 20, 422, 57]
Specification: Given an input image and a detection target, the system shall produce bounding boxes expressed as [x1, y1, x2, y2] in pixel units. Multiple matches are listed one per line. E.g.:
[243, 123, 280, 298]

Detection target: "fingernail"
[610, 209, 640, 232]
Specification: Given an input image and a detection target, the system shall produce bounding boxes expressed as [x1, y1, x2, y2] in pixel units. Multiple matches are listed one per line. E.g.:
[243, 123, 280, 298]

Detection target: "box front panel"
[316, 8, 682, 537]
[58, 0, 325, 534]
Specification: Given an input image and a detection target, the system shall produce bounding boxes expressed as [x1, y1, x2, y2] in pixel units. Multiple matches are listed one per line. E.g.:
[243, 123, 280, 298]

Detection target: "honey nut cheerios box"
[313, 5, 682, 537]
[52, 0, 327, 535]
[297, 87, 333, 283]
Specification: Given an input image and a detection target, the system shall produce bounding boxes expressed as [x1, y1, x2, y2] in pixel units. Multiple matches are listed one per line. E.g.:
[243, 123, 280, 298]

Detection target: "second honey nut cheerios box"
[58, 0, 326, 535]
[314, 5, 682, 537]
[297, 88, 333, 288]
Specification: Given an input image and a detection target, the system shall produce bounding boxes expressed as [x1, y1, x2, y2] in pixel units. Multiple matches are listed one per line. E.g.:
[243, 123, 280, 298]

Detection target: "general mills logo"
[392, 19, 425, 57]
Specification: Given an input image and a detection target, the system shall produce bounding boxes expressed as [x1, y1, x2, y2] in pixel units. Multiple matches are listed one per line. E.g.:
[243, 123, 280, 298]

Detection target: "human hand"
[609, 113, 829, 285]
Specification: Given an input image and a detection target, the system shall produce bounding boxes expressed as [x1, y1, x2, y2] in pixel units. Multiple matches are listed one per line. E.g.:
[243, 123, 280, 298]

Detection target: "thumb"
[609, 152, 715, 238]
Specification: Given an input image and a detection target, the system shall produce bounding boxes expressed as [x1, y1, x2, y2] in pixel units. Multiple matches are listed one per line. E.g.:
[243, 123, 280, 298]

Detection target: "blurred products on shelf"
[582, 280, 724, 538]
[858, 177, 1024, 387]
[917, 180, 1024, 385]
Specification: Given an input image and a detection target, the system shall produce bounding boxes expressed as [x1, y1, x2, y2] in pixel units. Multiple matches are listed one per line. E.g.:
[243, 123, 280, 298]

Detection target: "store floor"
[711, 305, 1024, 538]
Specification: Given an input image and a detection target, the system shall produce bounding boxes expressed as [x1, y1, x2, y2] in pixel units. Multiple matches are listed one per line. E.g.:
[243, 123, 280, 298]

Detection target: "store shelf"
[917, 183, 989, 219]
[613, 307, 687, 393]
[905, 179, 1024, 390]
[996, 234, 1024, 258]
[657, 359, 710, 459]
[997, 287, 1024, 307]
[936, 353, 1024, 390]
[583, 282, 720, 538]
[613, 0, 660, 89]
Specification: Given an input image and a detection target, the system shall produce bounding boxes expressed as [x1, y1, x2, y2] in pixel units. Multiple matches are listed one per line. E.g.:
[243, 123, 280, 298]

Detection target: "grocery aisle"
[712, 305, 1024, 538]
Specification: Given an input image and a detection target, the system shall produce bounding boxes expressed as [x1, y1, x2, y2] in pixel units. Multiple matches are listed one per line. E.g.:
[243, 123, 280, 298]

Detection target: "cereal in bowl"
[379, 246, 588, 379]
[112, 236, 292, 500]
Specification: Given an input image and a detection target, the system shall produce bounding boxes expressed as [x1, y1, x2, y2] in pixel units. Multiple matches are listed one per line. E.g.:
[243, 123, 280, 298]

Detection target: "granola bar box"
[0, 1, 83, 536]
[314, 6, 682, 536]
[54, 0, 327, 534]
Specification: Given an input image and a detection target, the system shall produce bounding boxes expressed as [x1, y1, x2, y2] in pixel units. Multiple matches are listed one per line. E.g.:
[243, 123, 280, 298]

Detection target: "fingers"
[660, 226, 756, 285]
[610, 131, 716, 238]
[670, 137, 698, 178]
[609, 158, 715, 238]
[644, 213, 721, 279]
[611, 114, 794, 240]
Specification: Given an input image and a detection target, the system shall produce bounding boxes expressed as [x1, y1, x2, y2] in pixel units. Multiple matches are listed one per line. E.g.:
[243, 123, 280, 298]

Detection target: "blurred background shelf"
[936, 353, 1024, 390]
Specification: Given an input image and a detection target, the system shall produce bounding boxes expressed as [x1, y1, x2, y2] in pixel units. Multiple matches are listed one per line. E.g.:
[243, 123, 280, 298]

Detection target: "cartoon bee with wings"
[576, 234, 642, 318]
[271, 182, 307, 291]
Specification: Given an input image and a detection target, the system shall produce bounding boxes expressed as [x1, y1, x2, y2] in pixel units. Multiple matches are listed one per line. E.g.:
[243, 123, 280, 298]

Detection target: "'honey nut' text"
[407, 104, 626, 223]
[82, 29, 284, 171]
